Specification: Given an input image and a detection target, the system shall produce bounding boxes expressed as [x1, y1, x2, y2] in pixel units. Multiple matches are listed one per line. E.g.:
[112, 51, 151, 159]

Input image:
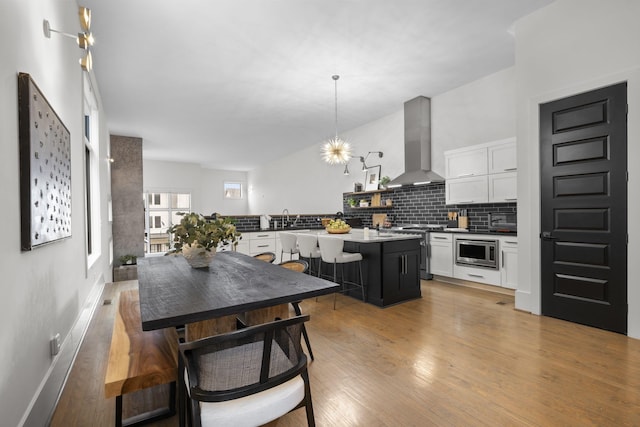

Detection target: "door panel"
[540, 82, 627, 334]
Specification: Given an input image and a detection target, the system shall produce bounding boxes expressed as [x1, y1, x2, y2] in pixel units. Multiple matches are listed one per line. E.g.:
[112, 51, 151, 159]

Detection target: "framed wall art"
[18, 72, 72, 251]
[364, 165, 381, 192]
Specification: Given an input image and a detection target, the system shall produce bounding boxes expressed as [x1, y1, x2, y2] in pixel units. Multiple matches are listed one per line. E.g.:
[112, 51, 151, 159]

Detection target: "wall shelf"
[347, 205, 393, 210]
[344, 189, 391, 196]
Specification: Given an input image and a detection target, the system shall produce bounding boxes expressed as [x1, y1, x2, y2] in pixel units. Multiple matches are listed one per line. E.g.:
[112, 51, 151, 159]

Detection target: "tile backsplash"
[343, 183, 516, 232]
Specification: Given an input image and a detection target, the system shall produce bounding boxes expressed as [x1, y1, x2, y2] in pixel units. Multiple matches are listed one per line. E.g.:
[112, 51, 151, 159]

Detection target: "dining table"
[136, 251, 340, 340]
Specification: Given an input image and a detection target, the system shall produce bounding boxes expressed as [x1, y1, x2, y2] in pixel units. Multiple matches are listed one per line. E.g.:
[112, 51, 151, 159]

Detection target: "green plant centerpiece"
[379, 176, 391, 189]
[167, 212, 241, 268]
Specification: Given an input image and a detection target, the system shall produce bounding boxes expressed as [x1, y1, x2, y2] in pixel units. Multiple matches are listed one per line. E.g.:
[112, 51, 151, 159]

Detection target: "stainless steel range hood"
[387, 96, 444, 187]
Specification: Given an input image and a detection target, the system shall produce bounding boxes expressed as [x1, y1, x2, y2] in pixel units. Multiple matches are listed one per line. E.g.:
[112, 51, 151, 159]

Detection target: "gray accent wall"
[111, 135, 145, 264]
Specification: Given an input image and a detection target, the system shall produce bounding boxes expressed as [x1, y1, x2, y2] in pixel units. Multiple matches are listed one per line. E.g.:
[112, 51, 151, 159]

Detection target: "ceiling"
[82, 0, 554, 171]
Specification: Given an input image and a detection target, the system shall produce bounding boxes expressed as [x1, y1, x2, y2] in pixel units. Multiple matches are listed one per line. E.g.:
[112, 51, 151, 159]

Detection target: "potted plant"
[359, 199, 369, 207]
[379, 176, 391, 189]
[118, 254, 137, 266]
[347, 197, 357, 208]
[167, 212, 241, 268]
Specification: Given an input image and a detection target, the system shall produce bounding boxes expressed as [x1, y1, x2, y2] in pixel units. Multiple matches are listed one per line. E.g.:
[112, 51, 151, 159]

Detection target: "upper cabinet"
[488, 138, 517, 174]
[445, 146, 488, 179]
[445, 137, 517, 205]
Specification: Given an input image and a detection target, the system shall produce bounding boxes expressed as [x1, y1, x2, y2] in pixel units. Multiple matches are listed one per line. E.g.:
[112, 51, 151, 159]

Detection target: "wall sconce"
[360, 151, 383, 171]
[43, 6, 94, 71]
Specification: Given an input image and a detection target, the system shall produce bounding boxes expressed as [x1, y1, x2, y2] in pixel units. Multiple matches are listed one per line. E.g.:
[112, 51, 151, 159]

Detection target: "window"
[223, 182, 243, 199]
[83, 74, 100, 266]
[144, 192, 191, 255]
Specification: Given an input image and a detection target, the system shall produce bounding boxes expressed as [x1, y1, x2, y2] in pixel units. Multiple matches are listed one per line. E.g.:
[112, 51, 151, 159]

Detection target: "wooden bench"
[105, 289, 178, 427]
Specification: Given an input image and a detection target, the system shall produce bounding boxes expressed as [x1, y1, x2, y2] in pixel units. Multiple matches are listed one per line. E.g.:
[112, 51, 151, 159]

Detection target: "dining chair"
[253, 251, 276, 263]
[317, 235, 365, 309]
[279, 232, 300, 261]
[296, 234, 321, 276]
[279, 260, 314, 360]
[178, 315, 315, 427]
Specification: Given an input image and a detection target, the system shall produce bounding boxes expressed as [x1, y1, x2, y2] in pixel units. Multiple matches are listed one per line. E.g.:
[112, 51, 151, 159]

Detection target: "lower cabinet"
[428, 233, 518, 289]
[429, 233, 453, 277]
[235, 231, 276, 258]
[453, 264, 501, 286]
[382, 242, 421, 306]
[343, 239, 421, 307]
[499, 236, 518, 289]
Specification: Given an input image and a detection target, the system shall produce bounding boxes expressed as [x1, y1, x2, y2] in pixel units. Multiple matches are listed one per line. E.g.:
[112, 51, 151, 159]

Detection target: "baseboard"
[20, 278, 105, 427]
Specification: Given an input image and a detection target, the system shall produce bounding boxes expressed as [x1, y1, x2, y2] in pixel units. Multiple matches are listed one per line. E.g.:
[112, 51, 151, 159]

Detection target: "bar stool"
[279, 232, 300, 261]
[296, 233, 321, 276]
[317, 235, 365, 309]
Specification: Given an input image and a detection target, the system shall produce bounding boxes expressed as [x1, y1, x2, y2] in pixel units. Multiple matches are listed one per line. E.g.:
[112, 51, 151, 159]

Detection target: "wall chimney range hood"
[387, 96, 444, 188]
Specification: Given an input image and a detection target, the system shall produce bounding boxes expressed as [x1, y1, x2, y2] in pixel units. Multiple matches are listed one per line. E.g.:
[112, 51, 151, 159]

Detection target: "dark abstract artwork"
[18, 72, 71, 251]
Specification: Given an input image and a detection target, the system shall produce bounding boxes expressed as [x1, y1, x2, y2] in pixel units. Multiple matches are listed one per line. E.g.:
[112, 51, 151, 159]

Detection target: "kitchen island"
[284, 228, 422, 307]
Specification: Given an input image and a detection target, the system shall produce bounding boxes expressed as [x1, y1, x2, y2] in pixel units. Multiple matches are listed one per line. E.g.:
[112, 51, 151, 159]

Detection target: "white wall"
[0, 0, 113, 425]
[514, 0, 640, 337]
[248, 111, 405, 214]
[431, 67, 517, 174]
[143, 159, 249, 215]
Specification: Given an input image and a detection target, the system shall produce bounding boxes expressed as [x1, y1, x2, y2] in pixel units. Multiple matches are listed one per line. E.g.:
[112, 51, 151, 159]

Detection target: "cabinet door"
[488, 172, 517, 203]
[445, 147, 488, 179]
[429, 240, 453, 277]
[445, 175, 488, 205]
[488, 139, 517, 173]
[500, 238, 518, 289]
[382, 250, 420, 305]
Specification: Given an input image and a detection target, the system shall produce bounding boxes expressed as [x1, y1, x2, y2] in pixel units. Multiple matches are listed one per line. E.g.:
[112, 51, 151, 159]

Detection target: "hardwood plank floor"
[51, 279, 640, 426]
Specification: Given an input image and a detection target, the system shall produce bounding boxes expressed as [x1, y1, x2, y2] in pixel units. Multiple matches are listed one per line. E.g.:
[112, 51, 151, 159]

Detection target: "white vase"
[182, 244, 216, 268]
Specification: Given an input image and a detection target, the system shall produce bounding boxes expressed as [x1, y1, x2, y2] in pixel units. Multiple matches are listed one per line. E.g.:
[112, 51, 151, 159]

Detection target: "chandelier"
[322, 75, 351, 164]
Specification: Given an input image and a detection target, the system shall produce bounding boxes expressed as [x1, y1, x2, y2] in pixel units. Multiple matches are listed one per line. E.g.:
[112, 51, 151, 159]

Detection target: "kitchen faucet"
[282, 209, 290, 228]
[292, 214, 300, 227]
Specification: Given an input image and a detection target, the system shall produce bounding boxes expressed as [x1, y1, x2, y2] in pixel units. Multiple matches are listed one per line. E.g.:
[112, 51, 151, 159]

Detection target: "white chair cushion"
[336, 252, 363, 263]
[199, 375, 305, 427]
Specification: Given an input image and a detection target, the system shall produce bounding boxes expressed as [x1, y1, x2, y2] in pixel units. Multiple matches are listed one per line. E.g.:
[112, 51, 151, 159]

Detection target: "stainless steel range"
[389, 224, 444, 280]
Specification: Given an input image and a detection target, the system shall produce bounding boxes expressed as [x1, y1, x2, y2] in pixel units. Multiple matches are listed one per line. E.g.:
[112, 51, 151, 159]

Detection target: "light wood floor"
[51, 279, 640, 426]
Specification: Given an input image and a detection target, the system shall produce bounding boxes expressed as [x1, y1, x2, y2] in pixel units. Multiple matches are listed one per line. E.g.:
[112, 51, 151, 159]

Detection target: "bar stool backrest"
[317, 235, 344, 263]
[297, 234, 320, 258]
[280, 232, 298, 254]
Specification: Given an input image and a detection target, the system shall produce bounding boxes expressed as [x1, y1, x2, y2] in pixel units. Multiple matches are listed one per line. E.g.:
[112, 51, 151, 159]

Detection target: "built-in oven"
[455, 238, 499, 269]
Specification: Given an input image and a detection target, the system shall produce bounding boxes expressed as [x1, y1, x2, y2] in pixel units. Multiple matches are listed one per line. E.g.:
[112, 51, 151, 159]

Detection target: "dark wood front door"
[540, 82, 627, 334]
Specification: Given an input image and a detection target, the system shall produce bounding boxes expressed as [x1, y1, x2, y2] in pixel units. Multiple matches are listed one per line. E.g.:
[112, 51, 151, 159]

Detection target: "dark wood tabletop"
[137, 251, 340, 331]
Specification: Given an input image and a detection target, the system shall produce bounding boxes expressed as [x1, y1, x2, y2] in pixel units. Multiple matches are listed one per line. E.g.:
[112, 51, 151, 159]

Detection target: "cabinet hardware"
[257, 244, 269, 248]
[501, 250, 504, 268]
[457, 173, 474, 178]
[433, 236, 447, 240]
[503, 167, 517, 171]
[504, 198, 517, 201]
[468, 273, 484, 278]
[505, 241, 517, 245]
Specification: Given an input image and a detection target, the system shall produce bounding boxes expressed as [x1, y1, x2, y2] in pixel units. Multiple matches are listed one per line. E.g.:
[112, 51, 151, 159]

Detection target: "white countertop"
[285, 228, 421, 243]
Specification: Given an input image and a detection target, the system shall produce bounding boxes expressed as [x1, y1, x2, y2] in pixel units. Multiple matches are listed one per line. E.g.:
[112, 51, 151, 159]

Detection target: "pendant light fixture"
[322, 75, 351, 164]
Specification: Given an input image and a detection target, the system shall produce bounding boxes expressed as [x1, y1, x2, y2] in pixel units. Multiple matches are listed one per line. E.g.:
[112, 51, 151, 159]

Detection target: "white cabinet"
[445, 175, 489, 205]
[488, 172, 517, 203]
[445, 147, 488, 179]
[444, 138, 517, 205]
[236, 231, 276, 257]
[453, 263, 502, 286]
[488, 138, 517, 174]
[429, 233, 453, 277]
[499, 236, 518, 289]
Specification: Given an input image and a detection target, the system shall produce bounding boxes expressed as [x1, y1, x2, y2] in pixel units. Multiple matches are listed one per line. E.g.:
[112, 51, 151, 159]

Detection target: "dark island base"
[309, 238, 422, 307]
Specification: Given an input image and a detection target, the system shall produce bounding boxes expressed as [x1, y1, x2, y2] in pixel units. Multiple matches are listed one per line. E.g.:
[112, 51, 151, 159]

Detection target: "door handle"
[540, 231, 557, 240]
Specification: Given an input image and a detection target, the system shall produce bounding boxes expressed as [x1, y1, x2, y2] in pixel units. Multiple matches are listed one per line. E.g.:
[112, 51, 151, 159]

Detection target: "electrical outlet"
[50, 333, 61, 357]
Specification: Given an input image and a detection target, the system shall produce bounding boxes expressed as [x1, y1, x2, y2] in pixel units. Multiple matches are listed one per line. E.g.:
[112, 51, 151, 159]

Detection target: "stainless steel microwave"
[455, 238, 498, 269]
